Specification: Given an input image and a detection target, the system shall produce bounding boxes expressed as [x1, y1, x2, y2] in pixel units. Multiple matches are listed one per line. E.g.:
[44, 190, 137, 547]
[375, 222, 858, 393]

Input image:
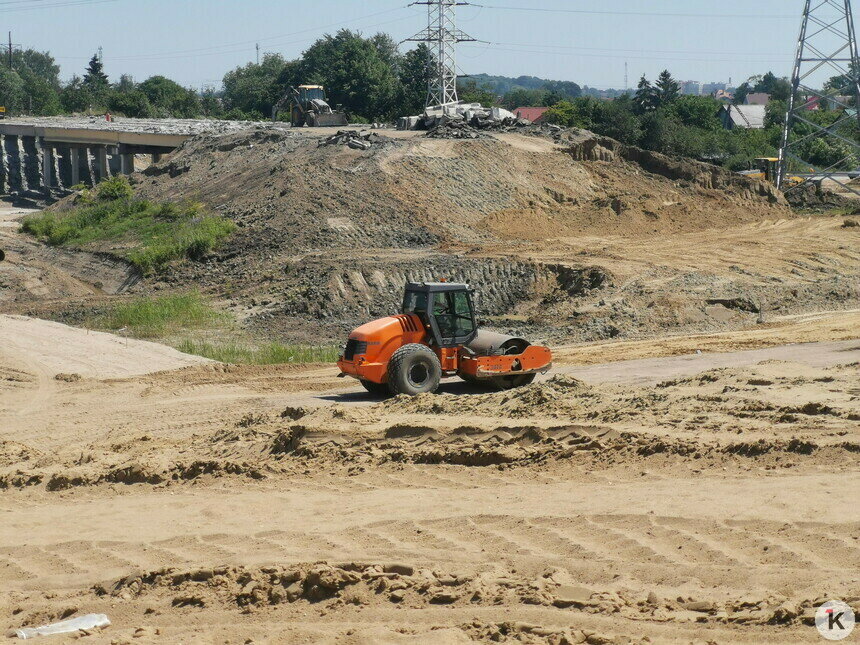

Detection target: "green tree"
[293, 30, 401, 119]
[12, 49, 60, 88]
[398, 44, 432, 115]
[60, 75, 94, 113]
[639, 110, 676, 153]
[734, 71, 790, 104]
[595, 97, 642, 145]
[0, 68, 26, 115]
[634, 75, 658, 114]
[542, 100, 577, 126]
[458, 79, 497, 106]
[115, 73, 136, 93]
[138, 75, 201, 118]
[107, 90, 152, 117]
[670, 95, 720, 129]
[655, 70, 680, 106]
[501, 87, 548, 109]
[83, 53, 108, 90]
[222, 53, 288, 117]
[370, 33, 401, 73]
[764, 99, 786, 128]
[200, 87, 223, 118]
[17, 67, 61, 115]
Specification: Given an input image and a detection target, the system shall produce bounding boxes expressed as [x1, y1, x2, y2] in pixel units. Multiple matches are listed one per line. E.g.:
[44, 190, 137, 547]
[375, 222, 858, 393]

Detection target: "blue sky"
[4, 0, 844, 90]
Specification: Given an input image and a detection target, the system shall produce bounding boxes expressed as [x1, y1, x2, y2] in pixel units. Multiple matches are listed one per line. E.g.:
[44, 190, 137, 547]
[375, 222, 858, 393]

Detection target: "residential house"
[744, 93, 770, 106]
[514, 107, 549, 123]
[718, 104, 767, 129]
[713, 89, 734, 103]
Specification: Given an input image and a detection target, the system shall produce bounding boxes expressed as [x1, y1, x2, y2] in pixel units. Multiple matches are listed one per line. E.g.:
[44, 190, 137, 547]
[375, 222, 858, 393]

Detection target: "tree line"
[2, 30, 856, 171]
[541, 70, 859, 172]
[0, 29, 587, 122]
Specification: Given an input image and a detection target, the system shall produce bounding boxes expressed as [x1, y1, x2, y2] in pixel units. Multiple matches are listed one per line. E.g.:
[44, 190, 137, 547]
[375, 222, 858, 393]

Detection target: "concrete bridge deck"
[0, 117, 287, 197]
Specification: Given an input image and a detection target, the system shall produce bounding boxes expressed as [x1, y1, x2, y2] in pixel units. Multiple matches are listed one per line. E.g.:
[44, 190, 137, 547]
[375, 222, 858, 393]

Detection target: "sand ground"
[0, 312, 857, 644]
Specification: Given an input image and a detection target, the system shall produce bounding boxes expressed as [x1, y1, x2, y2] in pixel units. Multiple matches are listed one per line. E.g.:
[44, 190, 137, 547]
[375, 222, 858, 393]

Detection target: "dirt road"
[1, 314, 857, 643]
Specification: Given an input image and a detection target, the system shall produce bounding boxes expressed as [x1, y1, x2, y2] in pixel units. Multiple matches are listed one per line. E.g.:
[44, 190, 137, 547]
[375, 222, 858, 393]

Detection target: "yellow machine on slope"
[271, 85, 348, 127]
[738, 157, 804, 187]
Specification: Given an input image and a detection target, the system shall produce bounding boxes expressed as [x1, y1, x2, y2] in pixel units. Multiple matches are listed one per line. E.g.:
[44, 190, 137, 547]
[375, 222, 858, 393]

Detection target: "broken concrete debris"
[398, 101, 532, 133]
[318, 130, 385, 150]
[425, 121, 488, 139]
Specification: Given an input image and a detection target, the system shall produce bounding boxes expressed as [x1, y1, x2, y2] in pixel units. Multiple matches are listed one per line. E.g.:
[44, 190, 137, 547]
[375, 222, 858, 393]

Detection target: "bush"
[107, 89, 153, 118]
[21, 179, 235, 274]
[95, 175, 134, 201]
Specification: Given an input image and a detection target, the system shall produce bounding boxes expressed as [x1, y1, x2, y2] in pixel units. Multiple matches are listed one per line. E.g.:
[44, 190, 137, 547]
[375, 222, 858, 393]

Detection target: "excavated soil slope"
[115, 128, 821, 343]
[135, 128, 788, 249]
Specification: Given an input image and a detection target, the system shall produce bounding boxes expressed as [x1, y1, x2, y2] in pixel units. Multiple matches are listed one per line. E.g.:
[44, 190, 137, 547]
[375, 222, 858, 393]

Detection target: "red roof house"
[514, 107, 549, 123]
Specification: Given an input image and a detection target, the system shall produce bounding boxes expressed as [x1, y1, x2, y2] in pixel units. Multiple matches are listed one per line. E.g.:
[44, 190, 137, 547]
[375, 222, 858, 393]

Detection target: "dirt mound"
[101, 560, 825, 631]
[137, 127, 788, 250]
[120, 126, 803, 342]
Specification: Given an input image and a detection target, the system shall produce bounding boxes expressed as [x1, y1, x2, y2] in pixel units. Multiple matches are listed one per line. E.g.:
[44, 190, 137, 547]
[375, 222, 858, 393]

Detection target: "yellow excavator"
[271, 85, 348, 127]
[738, 157, 805, 187]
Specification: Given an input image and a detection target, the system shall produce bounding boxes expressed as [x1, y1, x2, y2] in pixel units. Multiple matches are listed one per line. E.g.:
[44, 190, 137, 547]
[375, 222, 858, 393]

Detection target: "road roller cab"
[336, 282, 552, 396]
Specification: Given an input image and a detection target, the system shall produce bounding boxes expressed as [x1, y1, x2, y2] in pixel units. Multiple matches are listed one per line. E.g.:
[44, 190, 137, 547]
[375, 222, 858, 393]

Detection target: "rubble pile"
[424, 121, 489, 139]
[318, 129, 386, 150]
[399, 102, 533, 132]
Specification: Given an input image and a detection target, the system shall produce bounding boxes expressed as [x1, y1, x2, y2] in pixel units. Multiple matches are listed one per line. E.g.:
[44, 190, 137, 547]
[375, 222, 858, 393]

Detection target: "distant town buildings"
[675, 80, 737, 100]
[702, 82, 728, 95]
[681, 80, 702, 95]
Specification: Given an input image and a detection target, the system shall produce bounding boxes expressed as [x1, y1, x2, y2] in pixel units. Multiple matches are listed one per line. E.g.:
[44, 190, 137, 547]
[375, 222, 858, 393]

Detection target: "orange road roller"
[337, 281, 552, 396]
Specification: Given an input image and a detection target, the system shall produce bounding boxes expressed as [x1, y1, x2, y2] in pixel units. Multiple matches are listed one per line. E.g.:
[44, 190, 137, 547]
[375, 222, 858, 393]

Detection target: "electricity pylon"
[778, 0, 860, 195]
[404, 1, 476, 108]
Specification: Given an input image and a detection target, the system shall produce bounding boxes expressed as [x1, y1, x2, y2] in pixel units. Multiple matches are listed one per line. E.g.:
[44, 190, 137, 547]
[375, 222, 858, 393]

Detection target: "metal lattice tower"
[405, 1, 476, 108]
[778, 0, 860, 194]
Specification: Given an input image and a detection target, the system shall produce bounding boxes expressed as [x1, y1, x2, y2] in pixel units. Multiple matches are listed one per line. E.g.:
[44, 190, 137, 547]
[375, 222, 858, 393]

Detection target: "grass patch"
[21, 176, 235, 274]
[176, 339, 339, 365]
[93, 292, 225, 338]
[84, 290, 336, 365]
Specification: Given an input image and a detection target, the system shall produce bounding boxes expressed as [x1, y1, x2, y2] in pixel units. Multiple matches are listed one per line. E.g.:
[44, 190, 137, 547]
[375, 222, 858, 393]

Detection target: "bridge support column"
[56, 145, 72, 188]
[0, 134, 8, 194]
[83, 147, 97, 186]
[3, 135, 22, 193]
[107, 146, 122, 175]
[69, 147, 80, 186]
[21, 136, 40, 192]
[95, 146, 110, 182]
[120, 153, 134, 175]
[42, 142, 53, 192]
[151, 152, 162, 164]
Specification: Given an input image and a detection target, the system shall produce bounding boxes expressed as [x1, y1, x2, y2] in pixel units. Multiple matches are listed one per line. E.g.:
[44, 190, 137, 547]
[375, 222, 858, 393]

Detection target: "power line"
[461, 43, 791, 64]
[52, 5, 416, 63]
[0, 0, 118, 11]
[470, 3, 798, 20]
[487, 40, 794, 58]
[99, 5, 414, 62]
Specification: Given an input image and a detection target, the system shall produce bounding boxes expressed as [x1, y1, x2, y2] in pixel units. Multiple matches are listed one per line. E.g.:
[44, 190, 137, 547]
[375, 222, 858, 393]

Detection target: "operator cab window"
[433, 291, 475, 338]
[402, 291, 428, 316]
